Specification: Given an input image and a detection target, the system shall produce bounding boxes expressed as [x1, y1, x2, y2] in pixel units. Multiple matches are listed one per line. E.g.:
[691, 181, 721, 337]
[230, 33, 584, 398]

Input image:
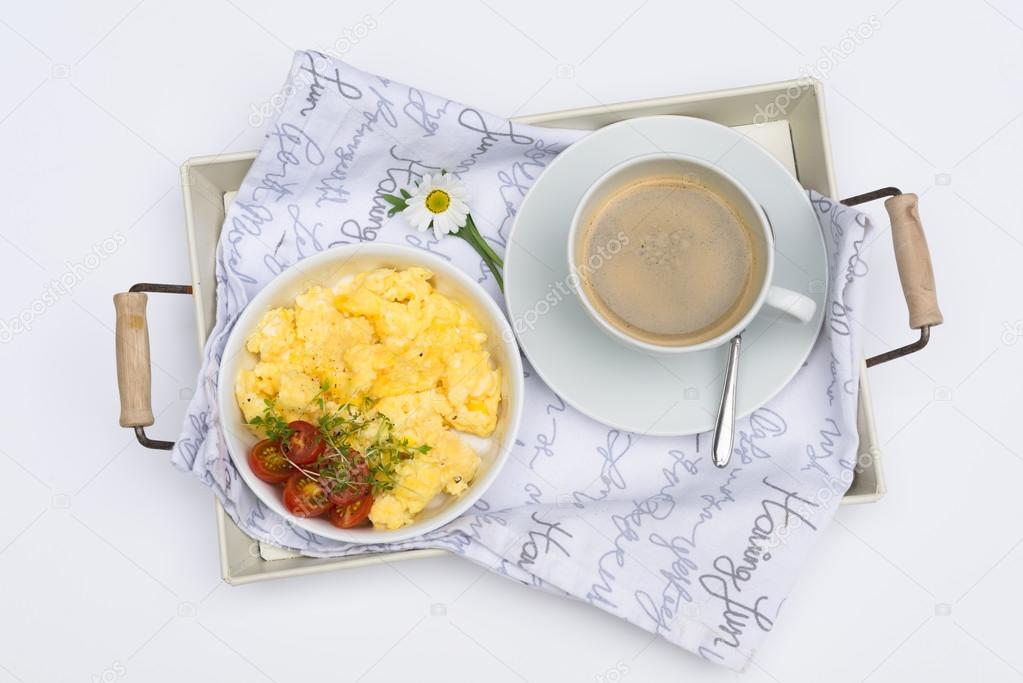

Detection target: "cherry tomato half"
[248, 439, 293, 484]
[282, 472, 332, 518]
[323, 452, 370, 507]
[328, 495, 373, 529]
[284, 420, 325, 466]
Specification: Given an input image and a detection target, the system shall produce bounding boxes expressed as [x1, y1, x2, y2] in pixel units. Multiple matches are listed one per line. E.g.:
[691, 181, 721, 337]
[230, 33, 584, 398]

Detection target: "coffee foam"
[578, 176, 765, 346]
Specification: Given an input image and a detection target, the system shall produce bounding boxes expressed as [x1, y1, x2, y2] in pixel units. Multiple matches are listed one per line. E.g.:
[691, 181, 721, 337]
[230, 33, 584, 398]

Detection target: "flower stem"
[464, 215, 504, 269]
[458, 214, 505, 290]
[457, 232, 504, 290]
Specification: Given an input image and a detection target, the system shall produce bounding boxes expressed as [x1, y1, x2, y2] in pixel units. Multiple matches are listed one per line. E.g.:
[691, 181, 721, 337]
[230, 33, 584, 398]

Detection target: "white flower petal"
[416, 214, 435, 233]
[405, 189, 428, 207]
[441, 176, 468, 201]
[403, 202, 432, 232]
[447, 208, 468, 232]
[445, 213, 463, 236]
[404, 193, 425, 210]
[432, 212, 453, 237]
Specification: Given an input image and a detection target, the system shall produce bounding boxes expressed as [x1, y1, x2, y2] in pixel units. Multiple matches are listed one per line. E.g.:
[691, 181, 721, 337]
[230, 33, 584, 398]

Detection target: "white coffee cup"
[567, 153, 817, 354]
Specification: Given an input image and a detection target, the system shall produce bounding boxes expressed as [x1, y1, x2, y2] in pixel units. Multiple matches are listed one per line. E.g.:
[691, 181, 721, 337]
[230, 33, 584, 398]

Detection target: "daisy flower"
[381, 171, 505, 290]
[403, 173, 470, 240]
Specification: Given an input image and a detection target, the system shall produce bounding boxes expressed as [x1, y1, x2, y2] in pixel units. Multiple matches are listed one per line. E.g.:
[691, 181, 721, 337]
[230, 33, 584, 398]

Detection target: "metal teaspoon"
[712, 334, 741, 468]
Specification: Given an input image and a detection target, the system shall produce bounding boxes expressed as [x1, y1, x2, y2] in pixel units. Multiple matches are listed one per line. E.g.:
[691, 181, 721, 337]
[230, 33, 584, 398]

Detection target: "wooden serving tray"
[177, 79, 888, 584]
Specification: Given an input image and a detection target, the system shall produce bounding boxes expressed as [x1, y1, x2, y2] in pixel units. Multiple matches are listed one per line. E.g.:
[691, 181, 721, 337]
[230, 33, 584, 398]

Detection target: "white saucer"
[504, 115, 827, 436]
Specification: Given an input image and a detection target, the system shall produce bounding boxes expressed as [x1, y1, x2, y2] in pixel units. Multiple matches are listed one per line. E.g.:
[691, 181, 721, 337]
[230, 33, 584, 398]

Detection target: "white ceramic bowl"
[217, 244, 524, 544]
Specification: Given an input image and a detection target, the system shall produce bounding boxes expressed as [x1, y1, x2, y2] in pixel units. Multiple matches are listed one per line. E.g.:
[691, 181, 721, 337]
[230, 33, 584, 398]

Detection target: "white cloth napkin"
[173, 50, 873, 671]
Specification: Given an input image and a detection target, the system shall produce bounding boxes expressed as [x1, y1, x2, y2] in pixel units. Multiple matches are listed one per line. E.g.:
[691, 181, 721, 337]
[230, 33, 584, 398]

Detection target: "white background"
[1, 0, 1021, 681]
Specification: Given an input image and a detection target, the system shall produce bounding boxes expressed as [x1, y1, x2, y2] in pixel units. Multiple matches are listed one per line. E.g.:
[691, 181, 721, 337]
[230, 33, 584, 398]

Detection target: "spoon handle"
[712, 335, 742, 468]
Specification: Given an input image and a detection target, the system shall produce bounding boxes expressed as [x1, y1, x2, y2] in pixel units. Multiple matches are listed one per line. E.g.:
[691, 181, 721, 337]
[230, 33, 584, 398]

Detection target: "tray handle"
[841, 187, 943, 367]
[114, 283, 192, 450]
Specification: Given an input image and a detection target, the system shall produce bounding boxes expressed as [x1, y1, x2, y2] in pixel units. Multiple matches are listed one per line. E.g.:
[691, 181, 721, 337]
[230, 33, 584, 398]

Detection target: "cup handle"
[764, 286, 817, 323]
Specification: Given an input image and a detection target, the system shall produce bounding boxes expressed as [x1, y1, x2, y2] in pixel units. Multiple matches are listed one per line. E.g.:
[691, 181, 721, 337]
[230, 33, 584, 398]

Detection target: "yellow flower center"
[425, 189, 451, 214]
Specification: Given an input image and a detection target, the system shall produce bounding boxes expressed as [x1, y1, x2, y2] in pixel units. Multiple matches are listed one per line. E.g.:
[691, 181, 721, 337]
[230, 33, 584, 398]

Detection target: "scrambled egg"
[236, 267, 502, 529]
